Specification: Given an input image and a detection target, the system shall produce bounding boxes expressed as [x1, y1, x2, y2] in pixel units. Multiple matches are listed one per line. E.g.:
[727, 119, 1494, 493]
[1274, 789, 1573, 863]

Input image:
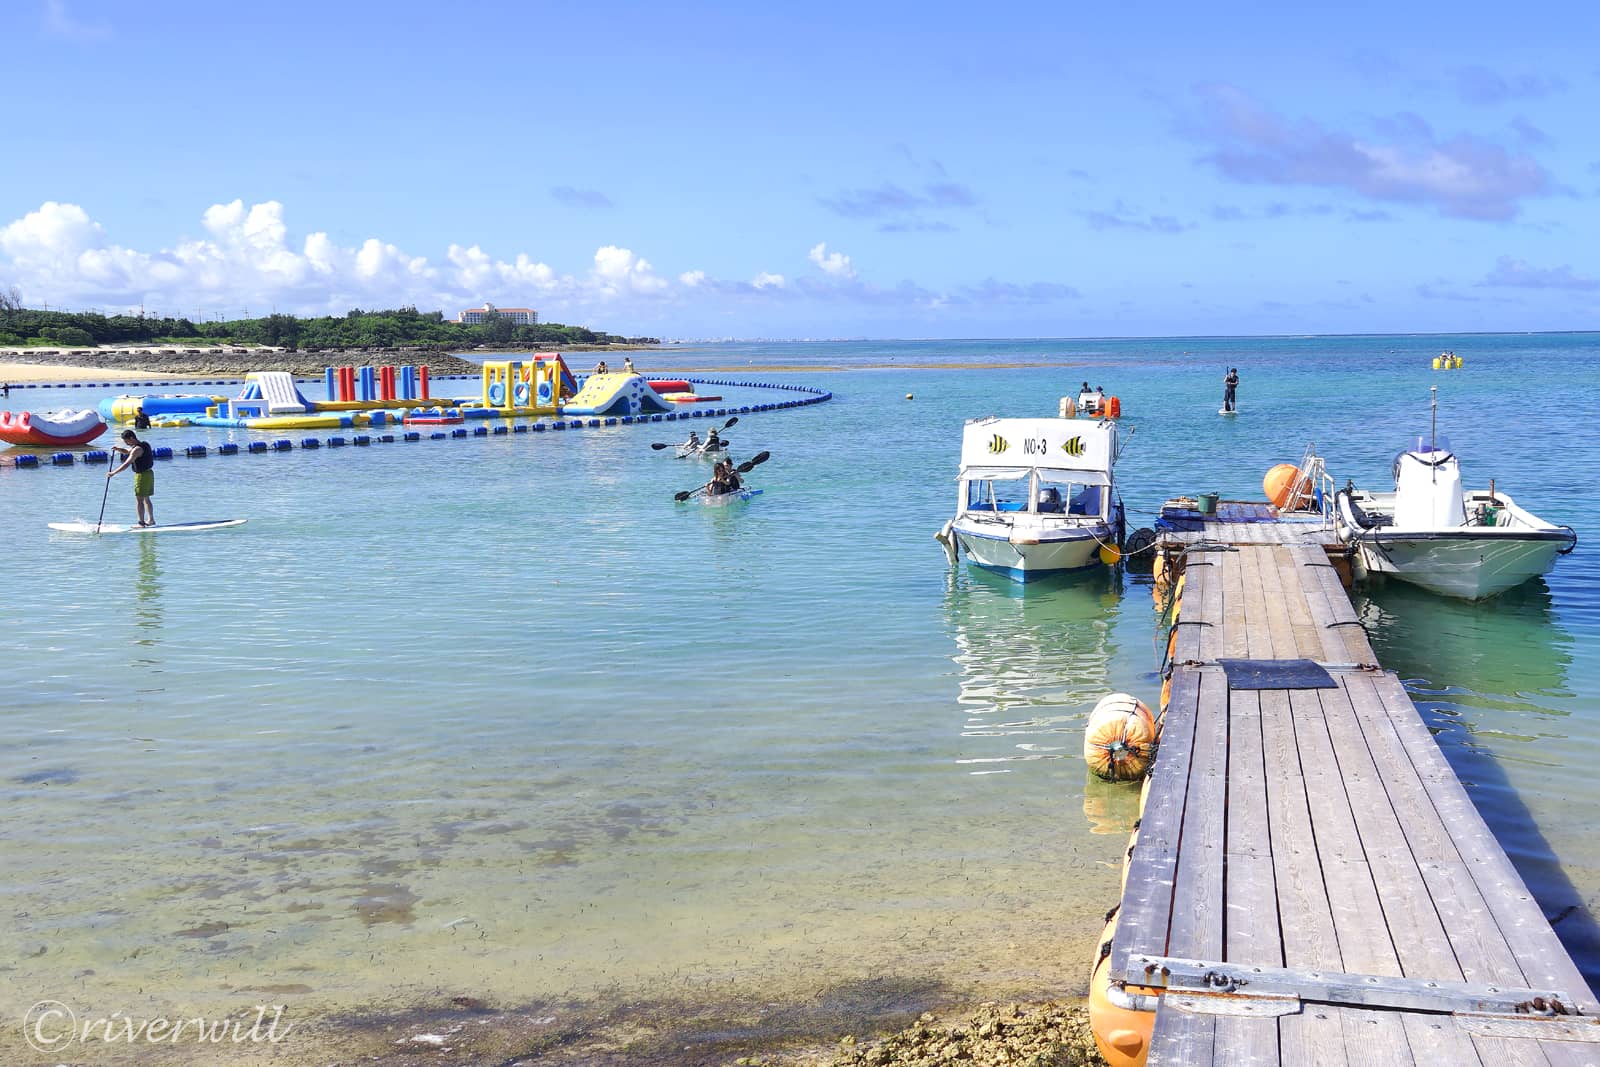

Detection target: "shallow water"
[2, 334, 1597, 1049]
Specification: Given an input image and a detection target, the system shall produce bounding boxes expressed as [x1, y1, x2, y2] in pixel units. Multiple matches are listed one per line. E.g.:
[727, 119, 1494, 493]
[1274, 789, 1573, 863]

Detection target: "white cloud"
[0, 198, 1082, 328]
[807, 242, 856, 279]
[43, 0, 111, 40]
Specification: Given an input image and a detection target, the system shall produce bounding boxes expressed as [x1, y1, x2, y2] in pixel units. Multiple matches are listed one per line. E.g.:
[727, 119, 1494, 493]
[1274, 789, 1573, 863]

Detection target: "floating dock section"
[1109, 509, 1599, 1064]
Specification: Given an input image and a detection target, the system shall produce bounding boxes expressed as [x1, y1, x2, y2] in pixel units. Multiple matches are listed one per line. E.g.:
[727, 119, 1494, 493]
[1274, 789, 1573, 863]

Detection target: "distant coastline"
[0, 341, 654, 381]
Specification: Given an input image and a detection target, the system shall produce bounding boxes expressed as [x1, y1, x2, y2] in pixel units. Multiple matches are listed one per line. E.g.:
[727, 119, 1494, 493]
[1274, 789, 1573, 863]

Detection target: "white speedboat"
[1333, 434, 1575, 600]
[937, 415, 1124, 582]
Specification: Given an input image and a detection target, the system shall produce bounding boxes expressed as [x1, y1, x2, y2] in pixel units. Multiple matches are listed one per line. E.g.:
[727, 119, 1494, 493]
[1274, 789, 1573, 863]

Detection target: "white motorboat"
[936, 414, 1125, 582]
[1333, 432, 1575, 601]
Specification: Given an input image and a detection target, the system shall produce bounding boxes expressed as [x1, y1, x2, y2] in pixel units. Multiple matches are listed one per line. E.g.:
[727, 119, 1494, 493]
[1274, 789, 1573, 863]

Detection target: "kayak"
[701, 487, 762, 506]
[0, 409, 108, 447]
[48, 518, 249, 535]
[677, 442, 730, 460]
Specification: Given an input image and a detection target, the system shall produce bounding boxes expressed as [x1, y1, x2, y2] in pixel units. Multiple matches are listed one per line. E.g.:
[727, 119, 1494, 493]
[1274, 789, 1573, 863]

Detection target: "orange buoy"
[1090, 909, 1156, 1067]
[1263, 463, 1305, 509]
[1120, 822, 1140, 893]
[1138, 774, 1153, 817]
[1160, 675, 1172, 715]
[1106, 396, 1122, 418]
[1085, 694, 1158, 781]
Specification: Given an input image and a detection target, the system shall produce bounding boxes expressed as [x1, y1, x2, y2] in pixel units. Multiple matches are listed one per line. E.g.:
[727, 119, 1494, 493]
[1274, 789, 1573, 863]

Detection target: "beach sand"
[0, 360, 202, 383]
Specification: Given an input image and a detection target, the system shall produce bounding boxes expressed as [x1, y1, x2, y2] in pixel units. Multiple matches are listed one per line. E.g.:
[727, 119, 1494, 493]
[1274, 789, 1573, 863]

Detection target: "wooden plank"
[1146, 1003, 1215, 1066]
[1274, 544, 1325, 659]
[1293, 689, 1405, 977]
[1279, 1007, 1349, 1066]
[1198, 549, 1226, 661]
[1227, 692, 1273, 864]
[1111, 667, 1203, 980]
[1339, 1007, 1417, 1065]
[1222, 549, 1252, 658]
[1264, 700, 1343, 974]
[1362, 673, 1600, 1013]
[1238, 547, 1277, 659]
[1168, 670, 1229, 961]
[1401, 1015, 1485, 1067]
[1287, 546, 1355, 663]
[1316, 683, 1465, 981]
[1171, 558, 1212, 663]
[1253, 546, 1300, 662]
[1212, 1015, 1281, 1065]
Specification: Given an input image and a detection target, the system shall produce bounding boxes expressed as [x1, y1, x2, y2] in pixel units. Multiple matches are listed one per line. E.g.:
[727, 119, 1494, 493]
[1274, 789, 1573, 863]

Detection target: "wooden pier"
[1109, 506, 1599, 1065]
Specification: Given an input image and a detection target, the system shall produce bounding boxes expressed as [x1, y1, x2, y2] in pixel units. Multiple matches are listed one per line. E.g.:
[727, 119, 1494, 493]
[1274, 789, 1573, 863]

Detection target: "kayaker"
[704, 428, 722, 453]
[724, 460, 742, 492]
[683, 429, 701, 453]
[108, 429, 156, 527]
[133, 407, 151, 429]
[1223, 368, 1239, 412]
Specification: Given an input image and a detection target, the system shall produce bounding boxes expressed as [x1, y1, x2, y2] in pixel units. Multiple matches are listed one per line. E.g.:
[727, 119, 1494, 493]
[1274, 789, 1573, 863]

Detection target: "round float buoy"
[1084, 694, 1158, 782]
[905, 393, 914, 400]
[1099, 543, 1122, 566]
[1263, 463, 1305, 509]
[1089, 908, 1156, 1067]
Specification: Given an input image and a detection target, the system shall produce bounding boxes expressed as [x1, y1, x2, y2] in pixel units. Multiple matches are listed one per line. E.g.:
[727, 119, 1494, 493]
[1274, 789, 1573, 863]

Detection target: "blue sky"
[3, 0, 1598, 338]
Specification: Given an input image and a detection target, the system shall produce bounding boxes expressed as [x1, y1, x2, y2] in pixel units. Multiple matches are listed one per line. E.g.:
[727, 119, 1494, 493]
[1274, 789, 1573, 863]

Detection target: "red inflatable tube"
[648, 379, 693, 394]
[0, 410, 108, 446]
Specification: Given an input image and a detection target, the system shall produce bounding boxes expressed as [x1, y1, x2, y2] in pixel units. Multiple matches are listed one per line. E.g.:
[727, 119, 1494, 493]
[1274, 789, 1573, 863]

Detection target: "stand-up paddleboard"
[1219, 407, 1239, 417]
[48, 518, 248, 535]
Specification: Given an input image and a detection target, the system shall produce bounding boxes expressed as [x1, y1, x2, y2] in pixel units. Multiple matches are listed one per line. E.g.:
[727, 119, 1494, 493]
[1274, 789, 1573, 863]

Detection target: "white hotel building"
[455, 303, 539, 325]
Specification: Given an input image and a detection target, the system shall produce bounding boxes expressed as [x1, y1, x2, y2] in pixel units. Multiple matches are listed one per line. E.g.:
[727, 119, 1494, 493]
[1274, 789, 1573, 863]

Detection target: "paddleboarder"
[1223, 368, 1239, 413]
[108, 429, 156, 527]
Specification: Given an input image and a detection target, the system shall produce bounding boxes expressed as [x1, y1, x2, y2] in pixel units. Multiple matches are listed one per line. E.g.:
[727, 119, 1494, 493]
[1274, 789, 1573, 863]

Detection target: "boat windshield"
[1406, 434, 1452, 455]
[965, 472, 1105, 516]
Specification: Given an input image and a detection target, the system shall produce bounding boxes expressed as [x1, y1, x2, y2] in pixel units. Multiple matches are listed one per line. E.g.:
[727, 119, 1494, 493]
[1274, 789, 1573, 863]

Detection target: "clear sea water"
[2, 334, 1597, 1048]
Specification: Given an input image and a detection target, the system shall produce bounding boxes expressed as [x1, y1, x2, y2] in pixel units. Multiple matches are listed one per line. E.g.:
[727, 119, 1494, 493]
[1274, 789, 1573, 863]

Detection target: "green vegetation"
[0, 289, 658, 350]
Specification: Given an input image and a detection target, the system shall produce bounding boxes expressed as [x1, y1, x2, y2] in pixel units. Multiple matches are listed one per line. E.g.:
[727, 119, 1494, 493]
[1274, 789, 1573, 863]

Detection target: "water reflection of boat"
[1353, 577, 1572, 697]
[943, 567, 1121, 775]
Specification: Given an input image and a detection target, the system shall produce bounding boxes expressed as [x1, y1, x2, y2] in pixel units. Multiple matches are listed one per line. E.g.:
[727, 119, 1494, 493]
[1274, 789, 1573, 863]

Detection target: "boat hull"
[1350, 532, 1569, 600]
[700, 487, 761, 506]
[952, 522, 1110, 581]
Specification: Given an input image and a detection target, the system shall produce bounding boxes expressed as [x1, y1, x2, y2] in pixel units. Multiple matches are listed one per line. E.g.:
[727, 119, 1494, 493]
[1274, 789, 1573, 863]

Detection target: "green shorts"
[132, 470, 154, 497]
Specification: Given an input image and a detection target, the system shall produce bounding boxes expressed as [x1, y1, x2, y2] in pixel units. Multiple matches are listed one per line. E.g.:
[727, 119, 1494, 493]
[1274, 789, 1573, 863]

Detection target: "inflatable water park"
[1, 356, 833, 470]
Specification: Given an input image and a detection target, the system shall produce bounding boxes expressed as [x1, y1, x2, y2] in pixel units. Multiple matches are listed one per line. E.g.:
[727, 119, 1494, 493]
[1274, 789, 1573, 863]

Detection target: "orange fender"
[1090, 909, 1155, 1067]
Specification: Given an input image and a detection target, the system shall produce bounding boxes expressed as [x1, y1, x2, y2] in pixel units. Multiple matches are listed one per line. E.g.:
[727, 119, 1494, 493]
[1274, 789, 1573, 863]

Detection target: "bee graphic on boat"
[1061, 436, 1085, 457]
[987, 434, 1010, 455]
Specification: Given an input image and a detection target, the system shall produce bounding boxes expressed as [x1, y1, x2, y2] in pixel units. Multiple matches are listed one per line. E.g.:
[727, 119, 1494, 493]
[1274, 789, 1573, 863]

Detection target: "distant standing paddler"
[1223, 368, 1239, 413]
[108, 429, 156, 527]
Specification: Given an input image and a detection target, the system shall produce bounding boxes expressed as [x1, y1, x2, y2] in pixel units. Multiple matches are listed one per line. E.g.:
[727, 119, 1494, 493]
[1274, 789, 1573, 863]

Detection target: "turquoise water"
[2, 335, 1598, 1045]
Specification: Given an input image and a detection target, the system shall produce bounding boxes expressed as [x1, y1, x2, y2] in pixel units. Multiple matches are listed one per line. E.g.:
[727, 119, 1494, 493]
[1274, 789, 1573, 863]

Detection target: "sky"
[3, 0, 1599, 339]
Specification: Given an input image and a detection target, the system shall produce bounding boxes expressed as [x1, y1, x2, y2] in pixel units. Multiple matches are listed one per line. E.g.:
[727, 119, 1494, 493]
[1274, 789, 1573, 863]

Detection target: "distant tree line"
[0, 290, 658, 349]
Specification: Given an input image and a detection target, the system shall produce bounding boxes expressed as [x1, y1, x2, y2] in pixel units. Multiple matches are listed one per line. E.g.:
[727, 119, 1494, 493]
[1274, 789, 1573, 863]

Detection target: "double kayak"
[677, 442, 730, 460]
[700, 487, 762, 506]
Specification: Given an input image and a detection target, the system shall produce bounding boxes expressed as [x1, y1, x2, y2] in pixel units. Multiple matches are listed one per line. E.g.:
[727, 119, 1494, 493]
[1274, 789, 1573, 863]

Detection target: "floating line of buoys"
[3, 379, 834, 469]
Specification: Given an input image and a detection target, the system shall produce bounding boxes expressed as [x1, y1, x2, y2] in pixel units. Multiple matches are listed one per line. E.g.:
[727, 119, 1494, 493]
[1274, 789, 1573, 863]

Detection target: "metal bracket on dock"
[1127, 955, 1593, 1031]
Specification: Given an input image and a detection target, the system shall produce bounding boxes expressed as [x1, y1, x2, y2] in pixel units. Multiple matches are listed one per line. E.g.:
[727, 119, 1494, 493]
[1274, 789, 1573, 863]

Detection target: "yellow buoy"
[1099, 543, 1122, 566]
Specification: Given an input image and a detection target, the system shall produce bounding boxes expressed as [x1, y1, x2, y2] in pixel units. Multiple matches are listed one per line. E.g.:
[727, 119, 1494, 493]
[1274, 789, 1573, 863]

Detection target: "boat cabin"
[956, 417, 1118, 522]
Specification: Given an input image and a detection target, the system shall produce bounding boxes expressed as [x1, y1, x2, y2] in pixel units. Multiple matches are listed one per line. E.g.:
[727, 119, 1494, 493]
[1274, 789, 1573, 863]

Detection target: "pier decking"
[1112, 512, 1598, 1064]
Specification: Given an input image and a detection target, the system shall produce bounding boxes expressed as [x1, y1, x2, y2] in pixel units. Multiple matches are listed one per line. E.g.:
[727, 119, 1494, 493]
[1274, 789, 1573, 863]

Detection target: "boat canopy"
[959, 418, 1117, 479]
[955, 466, 1032, 481]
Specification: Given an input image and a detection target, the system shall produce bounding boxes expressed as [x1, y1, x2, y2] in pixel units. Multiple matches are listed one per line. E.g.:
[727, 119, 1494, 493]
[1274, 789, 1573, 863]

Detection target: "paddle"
[674, 450, 770, 502]
[651, 415, 738, 451]
[95, 464, 115, 534]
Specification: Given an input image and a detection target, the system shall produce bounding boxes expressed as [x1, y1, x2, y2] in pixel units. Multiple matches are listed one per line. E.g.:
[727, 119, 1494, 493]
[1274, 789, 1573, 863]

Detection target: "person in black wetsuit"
[1223, 368, 1239, 412]
[133, 407, 151, 429]
[109, 429, 156, 526]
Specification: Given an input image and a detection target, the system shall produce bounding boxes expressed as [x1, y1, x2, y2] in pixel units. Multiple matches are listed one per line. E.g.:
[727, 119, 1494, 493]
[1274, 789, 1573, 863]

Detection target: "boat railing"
[1287, 442, 1337, 528]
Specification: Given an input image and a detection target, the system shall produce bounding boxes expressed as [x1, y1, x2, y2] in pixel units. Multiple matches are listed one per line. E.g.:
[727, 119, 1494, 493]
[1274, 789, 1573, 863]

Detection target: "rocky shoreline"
[0, 342, 651, 379]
